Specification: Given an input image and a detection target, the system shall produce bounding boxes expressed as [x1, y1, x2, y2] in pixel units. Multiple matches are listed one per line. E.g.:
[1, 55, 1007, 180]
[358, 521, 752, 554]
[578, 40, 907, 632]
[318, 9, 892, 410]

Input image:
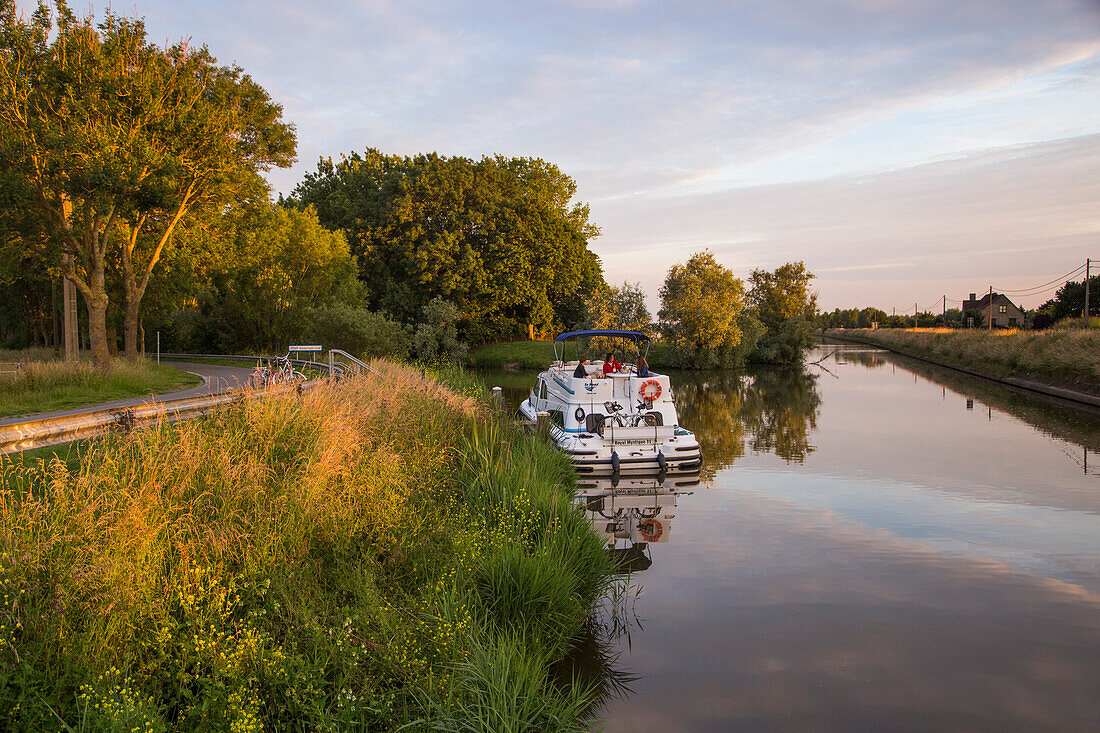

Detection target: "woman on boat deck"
[636, 355, 650, 378]
[573, 358, 589, 378]
[603, 353, 622, 375]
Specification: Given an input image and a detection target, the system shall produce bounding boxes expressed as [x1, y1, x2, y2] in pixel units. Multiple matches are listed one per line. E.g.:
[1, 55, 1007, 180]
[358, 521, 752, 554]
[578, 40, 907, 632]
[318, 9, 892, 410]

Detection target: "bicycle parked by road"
[248, 352, 306, 388]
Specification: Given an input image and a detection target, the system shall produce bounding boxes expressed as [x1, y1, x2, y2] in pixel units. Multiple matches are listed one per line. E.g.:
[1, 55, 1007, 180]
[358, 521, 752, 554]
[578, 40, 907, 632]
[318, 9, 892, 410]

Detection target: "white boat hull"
[518, 398, 702, 474]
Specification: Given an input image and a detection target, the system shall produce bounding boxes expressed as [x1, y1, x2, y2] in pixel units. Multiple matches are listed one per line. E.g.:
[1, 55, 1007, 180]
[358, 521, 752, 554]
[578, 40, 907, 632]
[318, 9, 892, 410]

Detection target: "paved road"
[0, 361, 254, 426]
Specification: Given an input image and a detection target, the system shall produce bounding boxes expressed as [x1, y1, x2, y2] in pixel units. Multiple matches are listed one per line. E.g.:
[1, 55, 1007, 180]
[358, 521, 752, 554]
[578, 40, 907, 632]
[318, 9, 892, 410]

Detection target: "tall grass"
[828, 328, 1100, 386]
[0, 360, 610, 730]
[0, 355, 199, 418]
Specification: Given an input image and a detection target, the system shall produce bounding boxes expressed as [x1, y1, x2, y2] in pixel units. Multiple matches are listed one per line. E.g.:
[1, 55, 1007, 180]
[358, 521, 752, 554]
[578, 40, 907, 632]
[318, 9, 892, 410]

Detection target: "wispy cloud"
[17, 0, 1100, 309]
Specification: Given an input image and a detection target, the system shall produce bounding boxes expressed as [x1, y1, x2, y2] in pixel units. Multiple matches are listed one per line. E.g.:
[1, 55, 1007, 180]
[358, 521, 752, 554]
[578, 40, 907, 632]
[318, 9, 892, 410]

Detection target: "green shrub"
[297, 304, 411, 360]
[412, 298, 468, 364]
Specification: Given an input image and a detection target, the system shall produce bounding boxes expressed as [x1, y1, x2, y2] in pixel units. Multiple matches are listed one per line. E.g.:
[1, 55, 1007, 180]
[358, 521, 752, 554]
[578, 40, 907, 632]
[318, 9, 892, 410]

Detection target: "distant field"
[825, 327, 1100, 388]
[470, 339, 672, 370]
[0, 352, 199, 418]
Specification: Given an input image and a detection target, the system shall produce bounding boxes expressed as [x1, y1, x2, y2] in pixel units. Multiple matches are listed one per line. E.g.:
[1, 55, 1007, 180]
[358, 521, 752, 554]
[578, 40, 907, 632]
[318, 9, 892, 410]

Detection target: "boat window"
[540, 380, 548, 400]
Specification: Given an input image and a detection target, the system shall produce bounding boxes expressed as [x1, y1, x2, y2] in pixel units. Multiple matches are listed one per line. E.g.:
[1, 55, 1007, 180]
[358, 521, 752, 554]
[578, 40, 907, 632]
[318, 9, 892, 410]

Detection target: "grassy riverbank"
[0, 362, 610, 730]
[471, 339, 672, 370]
[0, 350, 199, 418]
[824, 326, 1100, 388]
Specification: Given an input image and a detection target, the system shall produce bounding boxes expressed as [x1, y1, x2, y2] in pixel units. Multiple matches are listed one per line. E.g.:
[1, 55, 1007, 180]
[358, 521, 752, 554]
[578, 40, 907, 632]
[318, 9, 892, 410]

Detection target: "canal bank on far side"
[822, 327, 1100, 408]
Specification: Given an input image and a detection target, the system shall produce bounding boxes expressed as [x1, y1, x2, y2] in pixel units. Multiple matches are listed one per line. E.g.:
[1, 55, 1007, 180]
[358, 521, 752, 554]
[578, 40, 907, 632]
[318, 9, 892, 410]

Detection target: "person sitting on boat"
[573, 357, 589, 378]
[636, 355, 651, 378]
[603, 352, 623, 375]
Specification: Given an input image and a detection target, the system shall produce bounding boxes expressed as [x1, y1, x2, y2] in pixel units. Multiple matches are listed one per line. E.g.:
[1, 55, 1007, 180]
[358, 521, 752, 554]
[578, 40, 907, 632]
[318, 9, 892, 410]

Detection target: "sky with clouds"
[24, 0, 1100, 311]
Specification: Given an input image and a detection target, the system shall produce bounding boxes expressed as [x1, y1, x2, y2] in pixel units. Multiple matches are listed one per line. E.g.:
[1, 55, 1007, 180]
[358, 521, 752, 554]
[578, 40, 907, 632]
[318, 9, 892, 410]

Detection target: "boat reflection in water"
[574, 471, 702, 572]
[553, 472, 702, 712]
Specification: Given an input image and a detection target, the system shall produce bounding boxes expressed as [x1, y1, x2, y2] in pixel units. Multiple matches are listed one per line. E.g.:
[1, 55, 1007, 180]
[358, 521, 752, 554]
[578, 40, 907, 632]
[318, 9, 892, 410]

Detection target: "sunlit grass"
[833, 328, 1100, 385]
[0, 360, 610, 729]
[0, 354, 199, 418]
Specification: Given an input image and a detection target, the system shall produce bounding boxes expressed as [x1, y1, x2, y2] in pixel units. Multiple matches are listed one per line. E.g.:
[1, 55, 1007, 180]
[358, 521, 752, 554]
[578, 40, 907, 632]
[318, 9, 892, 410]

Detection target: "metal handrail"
[327, 349, 383, 378]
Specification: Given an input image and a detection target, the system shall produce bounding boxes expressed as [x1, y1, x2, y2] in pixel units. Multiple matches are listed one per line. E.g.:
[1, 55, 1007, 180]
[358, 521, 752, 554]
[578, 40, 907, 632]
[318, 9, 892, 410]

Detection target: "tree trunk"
[82, 289, 111, 367]
[124, 300, 141, 361]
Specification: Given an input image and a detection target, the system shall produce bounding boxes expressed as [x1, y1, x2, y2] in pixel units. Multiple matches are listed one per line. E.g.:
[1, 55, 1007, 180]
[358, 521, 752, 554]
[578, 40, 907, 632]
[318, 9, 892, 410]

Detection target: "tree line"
[1, 2, 819, 368]
[819, 273, 1099, 331]
[588, 254, 818, 367]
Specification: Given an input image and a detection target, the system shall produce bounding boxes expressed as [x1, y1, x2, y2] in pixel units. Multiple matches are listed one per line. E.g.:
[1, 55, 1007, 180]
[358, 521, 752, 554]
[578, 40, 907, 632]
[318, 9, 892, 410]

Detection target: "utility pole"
[1085, 258, 1091, 321]
[943, 295, 946, 325]
[914, 302, 918, 328]
[988, 286, 993, 330]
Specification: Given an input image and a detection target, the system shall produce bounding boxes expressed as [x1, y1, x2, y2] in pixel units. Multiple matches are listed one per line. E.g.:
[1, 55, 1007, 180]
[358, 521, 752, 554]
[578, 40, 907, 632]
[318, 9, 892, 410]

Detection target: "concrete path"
[0, 361, 254, 427]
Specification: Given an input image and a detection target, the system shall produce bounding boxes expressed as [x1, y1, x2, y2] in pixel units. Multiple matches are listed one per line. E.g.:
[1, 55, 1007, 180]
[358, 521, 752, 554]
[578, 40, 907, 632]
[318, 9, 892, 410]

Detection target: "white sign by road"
[289, 345, 322, 352]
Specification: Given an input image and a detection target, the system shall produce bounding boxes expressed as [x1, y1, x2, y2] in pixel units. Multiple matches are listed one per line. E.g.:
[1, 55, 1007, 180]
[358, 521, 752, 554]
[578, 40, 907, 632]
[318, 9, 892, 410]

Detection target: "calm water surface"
[484, 343, 1100, 731]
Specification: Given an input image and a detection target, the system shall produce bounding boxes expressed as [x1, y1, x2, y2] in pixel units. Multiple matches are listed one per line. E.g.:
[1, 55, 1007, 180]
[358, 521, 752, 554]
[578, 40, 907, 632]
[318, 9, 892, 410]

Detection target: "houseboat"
[517, 329, 702, 474]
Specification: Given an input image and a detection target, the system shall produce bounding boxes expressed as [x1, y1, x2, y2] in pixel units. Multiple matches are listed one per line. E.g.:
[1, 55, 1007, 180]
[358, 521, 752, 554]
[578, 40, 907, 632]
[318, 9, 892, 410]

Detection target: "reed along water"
[481, 343, 1100, 731]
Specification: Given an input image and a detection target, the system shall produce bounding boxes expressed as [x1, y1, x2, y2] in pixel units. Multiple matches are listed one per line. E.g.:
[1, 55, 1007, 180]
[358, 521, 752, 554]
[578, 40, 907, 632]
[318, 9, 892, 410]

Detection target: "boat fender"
[639, 379, 662, 401]
[575, 406, 585, 422]
[611, 451, 620, 473]
[657, 451, 666, 470]
[641, 519, 663, 542]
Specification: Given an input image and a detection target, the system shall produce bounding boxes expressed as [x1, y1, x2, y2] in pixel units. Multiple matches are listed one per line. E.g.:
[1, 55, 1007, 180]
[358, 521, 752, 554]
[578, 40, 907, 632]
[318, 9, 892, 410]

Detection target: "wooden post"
[1085, 258, 1091, 321]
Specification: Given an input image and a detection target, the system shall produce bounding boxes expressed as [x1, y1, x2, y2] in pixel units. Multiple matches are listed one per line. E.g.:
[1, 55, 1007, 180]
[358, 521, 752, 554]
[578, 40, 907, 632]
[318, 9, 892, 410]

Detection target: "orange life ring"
[640, 519, 664, 542]
[639, 379, 662, 401]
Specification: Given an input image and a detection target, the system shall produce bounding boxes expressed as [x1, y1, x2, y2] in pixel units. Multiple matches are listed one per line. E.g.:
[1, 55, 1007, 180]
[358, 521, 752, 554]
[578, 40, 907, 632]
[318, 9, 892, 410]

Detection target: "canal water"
[481, 343, 1100, 731]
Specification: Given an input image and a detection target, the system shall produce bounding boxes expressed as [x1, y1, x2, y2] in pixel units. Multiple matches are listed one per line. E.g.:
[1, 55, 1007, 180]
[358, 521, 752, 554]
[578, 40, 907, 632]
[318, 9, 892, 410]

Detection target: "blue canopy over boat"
[553, 329, 651, 343]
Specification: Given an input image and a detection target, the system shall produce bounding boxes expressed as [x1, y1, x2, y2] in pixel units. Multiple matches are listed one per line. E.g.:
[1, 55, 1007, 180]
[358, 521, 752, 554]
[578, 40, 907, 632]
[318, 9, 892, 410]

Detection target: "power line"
[994, 263, 1087, 294]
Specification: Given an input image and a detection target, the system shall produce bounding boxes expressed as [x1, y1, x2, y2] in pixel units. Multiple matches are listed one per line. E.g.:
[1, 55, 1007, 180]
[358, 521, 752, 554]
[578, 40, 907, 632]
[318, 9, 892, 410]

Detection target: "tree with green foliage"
[292, 149, 604, 342]
[748, 261, 817, 364]
[658, 250, 763, 368]
[1038, 275, 1100, 323]
[153, 204, 361, 354]
[587, 281, 651, 333]
[0, 1, 294, 365]
[858, 307, 888, 328]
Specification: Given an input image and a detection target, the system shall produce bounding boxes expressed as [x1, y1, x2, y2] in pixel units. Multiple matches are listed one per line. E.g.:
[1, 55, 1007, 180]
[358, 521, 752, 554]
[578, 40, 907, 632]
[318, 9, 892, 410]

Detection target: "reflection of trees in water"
[743, 368, 821, 463]
[829, 347, 889, 369]
[888, 355, 1100, 453]
[673, 367, 821, 476]
[671, 372, 748, 479]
